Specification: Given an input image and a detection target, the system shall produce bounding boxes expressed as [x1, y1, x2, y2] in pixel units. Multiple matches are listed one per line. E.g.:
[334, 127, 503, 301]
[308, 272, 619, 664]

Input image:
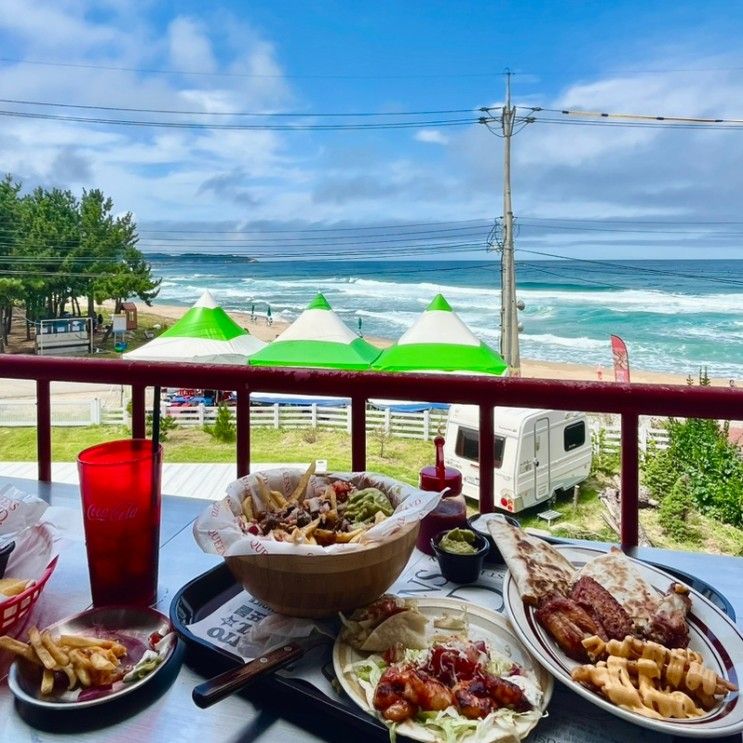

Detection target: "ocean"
[145, 257, 743, 379]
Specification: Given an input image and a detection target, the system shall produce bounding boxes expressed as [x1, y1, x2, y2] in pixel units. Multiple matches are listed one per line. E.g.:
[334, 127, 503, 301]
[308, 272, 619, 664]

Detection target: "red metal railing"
[3, 355, 743, 550]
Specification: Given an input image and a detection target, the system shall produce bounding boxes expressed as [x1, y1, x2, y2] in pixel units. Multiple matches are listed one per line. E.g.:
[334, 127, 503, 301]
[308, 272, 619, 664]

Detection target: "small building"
[121, 302, 138, 330]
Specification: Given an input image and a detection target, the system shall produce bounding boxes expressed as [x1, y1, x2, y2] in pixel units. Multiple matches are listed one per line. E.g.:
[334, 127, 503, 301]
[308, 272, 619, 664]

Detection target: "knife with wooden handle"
[192, 633, 329, 708]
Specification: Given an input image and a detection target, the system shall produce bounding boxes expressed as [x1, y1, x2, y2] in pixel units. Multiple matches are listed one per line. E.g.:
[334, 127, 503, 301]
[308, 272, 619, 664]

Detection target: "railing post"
[351, 395, 366, 472]
[197, 403, 205, 426]
[273, 403, 279, 429]
[620, 411, 640, 550]
[132, 384, 146, 439]
[36, 380, 51, 482]
[236, 387, 250, 478]
[384, 407, 391, 435]
[479, 405, 494, 513]
[423, 408, 430, 441]
[311, 403, 317, 428]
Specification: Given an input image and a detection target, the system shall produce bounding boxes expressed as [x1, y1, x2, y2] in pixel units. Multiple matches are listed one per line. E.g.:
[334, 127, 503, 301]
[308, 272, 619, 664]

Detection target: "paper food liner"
[0, 484, 49, 547]
[193, 468, 442, 557]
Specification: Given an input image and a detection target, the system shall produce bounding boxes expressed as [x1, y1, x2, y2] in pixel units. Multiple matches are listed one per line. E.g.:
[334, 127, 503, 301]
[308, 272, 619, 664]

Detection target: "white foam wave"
[519, 288, 743, 315]
[521, 333, 608, 351]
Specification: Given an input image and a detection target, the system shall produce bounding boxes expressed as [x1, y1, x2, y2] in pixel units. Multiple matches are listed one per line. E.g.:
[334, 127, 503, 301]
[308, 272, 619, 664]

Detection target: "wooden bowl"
[225, 520, 420, 618]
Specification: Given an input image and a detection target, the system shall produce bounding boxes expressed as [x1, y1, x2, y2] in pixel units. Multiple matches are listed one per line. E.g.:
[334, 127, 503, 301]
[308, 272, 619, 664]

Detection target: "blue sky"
[3, 1, 743, 260]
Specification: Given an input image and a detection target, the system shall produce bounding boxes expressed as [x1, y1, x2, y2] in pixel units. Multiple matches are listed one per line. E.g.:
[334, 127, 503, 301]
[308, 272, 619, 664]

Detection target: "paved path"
[0, 461, 308, 501]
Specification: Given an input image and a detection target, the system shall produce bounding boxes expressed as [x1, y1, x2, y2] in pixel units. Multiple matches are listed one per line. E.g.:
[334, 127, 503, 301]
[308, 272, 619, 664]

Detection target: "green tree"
[643, 415, 743, 527]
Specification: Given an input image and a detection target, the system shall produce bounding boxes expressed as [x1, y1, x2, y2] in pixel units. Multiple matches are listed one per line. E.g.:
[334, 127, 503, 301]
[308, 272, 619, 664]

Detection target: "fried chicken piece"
[570, 575, 633, 641]
[453, 676, 493, 719]
[645, 583, 691, 649]
[535, 594, 606, 661]
[373, 666, 454, 722]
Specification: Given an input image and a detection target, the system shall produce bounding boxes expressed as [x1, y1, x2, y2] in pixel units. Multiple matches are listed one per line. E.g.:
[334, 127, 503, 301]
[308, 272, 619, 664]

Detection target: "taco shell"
[359, 609, 428, 652]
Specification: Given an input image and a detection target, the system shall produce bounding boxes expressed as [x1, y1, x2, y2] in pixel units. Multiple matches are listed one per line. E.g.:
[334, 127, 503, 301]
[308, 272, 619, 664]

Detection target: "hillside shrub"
[205, 403, 236, 443]
[642, 416, 743, 528]
[658, 474, 701, 543]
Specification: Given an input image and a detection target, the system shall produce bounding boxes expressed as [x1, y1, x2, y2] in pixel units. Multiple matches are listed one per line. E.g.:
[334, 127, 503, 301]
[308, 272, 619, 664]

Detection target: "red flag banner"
[610, 334, 631, 383]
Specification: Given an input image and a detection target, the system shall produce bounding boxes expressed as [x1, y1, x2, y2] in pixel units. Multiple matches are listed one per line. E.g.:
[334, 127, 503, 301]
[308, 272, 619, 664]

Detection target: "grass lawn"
[3, 425, 741, 556]
[0, 425, 434, 487]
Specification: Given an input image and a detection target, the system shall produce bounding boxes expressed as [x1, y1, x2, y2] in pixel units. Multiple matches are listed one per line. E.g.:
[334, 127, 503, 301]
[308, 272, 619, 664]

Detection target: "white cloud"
[414, 130, 449, 145]
[167, 16, 216, 74]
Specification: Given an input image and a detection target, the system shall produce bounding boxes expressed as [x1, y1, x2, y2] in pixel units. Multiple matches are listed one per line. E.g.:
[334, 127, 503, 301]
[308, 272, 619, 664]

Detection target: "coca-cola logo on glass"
[86, 504, 139, 521]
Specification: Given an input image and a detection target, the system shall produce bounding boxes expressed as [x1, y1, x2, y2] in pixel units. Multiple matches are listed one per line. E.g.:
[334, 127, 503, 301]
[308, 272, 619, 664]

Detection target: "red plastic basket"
[0, 556, 58, 634]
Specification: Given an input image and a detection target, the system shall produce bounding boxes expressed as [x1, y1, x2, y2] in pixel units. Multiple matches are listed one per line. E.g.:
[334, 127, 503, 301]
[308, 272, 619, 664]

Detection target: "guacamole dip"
[439, 528, 478, 555]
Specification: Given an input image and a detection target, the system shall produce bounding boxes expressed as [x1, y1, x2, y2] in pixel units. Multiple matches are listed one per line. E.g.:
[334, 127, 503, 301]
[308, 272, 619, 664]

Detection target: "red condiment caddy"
[416, 436, 467, 555]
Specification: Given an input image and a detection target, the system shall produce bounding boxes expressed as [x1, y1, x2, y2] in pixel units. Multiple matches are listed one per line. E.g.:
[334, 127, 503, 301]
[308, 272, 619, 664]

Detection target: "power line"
[0, 97, 476, 118]
[514, 247, 743, 287]
[0, 57, 520, 80]
[0, 108, 478, 131]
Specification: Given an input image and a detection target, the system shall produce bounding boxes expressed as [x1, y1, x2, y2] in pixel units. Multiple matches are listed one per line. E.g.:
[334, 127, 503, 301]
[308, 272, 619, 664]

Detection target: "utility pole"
[501, 71, 519, 376]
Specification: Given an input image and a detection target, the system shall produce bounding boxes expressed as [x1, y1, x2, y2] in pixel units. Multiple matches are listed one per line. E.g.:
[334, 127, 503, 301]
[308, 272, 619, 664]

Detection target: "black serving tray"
[170, 562, 392, 743]
[170, 557, 736, 743]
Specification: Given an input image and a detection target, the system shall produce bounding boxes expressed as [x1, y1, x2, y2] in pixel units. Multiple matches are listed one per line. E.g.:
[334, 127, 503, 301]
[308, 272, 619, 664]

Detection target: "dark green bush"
[658, 474, 700, 543]
[642, 415, 743, 528]
[206, 403, 235, 443]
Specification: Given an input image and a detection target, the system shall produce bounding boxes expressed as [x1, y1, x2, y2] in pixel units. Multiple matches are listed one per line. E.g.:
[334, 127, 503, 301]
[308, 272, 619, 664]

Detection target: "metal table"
[0, 475, 741, 743]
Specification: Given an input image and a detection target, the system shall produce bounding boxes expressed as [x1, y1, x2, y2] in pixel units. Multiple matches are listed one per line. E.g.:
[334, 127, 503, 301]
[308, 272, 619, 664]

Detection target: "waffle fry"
[572, 637, 738, 719]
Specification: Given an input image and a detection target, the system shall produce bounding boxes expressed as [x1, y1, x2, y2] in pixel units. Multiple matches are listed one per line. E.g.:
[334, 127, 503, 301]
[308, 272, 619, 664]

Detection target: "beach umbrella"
[371, 293, 507, 375]
[248, 293, 380, 369]
[123, 290, 266, 364]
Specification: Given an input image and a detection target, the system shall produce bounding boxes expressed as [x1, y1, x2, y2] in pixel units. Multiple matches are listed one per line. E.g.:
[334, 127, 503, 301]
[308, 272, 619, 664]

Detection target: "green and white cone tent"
[248, 293, 380, 369]
[123, 290, 266, 364]
[371, 293, 507, 375]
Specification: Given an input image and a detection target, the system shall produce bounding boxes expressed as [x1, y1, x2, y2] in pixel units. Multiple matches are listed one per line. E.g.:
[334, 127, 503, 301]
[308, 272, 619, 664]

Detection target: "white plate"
[503, 546, 743, 739]
[333, 596, 553, 742]
[8, 605, 177, 710]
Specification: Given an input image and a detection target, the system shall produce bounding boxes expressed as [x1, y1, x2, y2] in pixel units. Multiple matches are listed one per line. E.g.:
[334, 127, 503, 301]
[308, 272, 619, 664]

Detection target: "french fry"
[270, 489, 287, 508]
[40, 668, 54, 695]
[336, 527, 365, 543]
[60, 663, 77, 690]
[59, 634, 119, 649]
[0, 635, 40, 664]
[75, 661, 91, 687]
[288, 461, 316, 504]
[41, 631, 69, 667]
[328, 485, 337, 513]
[69, 648, 93, 670]
[0, 578, 31, 596]
[241, 494, 254, 520]
[90, 651, 116, 672]
[255, 477, 273, 512]
[29, 627, 57, 670]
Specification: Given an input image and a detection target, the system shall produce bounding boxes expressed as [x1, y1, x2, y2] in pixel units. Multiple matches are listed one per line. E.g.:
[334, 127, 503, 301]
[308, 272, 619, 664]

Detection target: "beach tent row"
[126, 290, 507, 376]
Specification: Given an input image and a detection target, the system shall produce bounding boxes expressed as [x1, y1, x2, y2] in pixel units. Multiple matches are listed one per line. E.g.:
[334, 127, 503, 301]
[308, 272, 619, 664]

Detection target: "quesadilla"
[487, 519, 576, 605]
[574, 548, 659, 633]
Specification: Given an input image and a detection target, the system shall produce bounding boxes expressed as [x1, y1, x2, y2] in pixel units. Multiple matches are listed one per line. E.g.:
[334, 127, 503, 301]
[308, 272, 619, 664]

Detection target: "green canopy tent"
[371, 293, 507, 375]
[248, 293, 381, 369]
[123, 290, 266, 364]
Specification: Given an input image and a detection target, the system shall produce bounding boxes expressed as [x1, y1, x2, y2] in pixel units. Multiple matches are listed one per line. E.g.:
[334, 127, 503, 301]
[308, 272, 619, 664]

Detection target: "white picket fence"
[0, 399, 450, 441]
[0, 398, 679, 448]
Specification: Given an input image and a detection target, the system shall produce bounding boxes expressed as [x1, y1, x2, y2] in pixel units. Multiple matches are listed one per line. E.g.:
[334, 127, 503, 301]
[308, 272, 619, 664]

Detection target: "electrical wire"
[0, 97, 477, 118]
[0, 108, 478, 130]
[0, 57, 521, 80]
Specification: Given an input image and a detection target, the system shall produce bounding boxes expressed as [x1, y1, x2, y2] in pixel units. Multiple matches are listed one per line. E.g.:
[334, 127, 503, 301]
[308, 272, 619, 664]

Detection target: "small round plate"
[333, 596, 553, 742]
[8, 605, 177, 710]
[503, 546, 743, 739]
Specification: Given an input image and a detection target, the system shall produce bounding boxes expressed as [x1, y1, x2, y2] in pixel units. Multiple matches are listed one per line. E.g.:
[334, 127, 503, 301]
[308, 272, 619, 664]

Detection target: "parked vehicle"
[443, 405, 592, 513]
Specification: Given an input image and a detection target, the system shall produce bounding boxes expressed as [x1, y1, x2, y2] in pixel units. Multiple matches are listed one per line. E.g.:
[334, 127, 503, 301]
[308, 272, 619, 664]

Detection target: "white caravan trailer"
[443, 405, 592, 513]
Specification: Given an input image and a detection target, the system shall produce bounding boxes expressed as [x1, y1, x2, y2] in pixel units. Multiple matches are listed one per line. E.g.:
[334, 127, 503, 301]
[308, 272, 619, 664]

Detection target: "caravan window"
[564, 421, 586, 451]
[454, 426, 505, 468]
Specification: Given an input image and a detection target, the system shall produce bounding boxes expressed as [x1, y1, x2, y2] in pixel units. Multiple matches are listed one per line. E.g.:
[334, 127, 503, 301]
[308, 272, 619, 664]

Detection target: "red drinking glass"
[77, 439, 162, 607]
